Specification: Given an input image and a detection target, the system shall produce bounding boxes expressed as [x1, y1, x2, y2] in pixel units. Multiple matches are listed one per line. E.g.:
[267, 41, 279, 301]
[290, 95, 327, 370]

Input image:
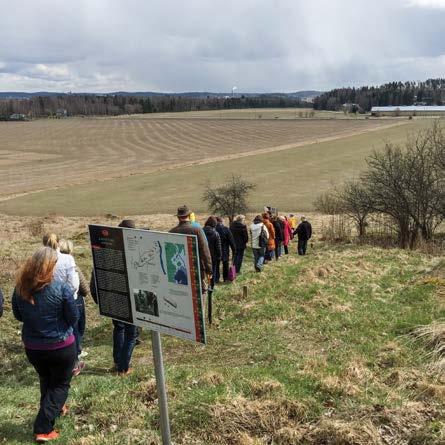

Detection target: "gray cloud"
[0, 0, 444, 92]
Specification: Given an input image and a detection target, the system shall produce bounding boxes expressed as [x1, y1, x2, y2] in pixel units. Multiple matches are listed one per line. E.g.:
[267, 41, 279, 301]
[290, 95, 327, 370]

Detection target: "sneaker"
[78, 350, 88, 358]
[35, 430, 60, 442]
[72, 361, 85, 377]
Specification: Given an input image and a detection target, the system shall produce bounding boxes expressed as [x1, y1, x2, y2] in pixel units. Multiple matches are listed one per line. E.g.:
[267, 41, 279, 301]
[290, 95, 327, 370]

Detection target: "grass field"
[0, 214, 444, 444]
[0, 116, 400, 200]
[121, 108, 366, 120]
[0, 118, 431, 216]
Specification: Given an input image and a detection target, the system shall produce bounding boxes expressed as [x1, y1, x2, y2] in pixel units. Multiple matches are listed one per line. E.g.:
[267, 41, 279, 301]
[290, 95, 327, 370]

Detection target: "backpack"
[259, 224, 268, 248]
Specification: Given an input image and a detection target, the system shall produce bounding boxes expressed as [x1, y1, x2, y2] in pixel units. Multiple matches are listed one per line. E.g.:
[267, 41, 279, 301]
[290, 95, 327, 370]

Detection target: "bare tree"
[202, 175, 255, 223]
[338, 180, 373, 237]
[313, 190, 343, 215]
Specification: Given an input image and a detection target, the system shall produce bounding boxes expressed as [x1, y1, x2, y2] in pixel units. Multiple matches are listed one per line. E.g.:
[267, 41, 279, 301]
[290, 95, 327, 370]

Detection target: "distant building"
[9, 113, 26, 121]
[371, 105, 445, 116]
[55, 108, 67, 118]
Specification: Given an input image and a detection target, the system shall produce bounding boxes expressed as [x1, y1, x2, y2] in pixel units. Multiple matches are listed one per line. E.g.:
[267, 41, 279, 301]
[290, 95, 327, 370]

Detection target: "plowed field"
[0, 117, 402, 198]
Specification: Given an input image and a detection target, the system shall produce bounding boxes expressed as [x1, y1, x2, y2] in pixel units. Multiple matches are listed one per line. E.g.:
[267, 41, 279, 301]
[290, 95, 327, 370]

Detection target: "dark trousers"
[113, 320, 138, 372]
[26, 343, 76, 434]
[73, 294, 86, 357]
[215, 259, 229, 282]
[298, 238, 308, 255]
[275, 241, 282, 260]
[233, 249, 245, 274]
[284, 244, 289, 255]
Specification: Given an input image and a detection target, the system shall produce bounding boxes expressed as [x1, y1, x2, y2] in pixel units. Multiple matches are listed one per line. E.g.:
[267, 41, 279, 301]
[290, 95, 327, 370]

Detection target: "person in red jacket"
[280, 216, 293, 255]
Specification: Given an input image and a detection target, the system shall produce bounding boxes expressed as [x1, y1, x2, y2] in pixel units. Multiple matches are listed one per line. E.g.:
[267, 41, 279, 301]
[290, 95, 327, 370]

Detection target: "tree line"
[0, 94, 308, 119]
[314, 122, 445, 248]
[313, 78, 445, 112]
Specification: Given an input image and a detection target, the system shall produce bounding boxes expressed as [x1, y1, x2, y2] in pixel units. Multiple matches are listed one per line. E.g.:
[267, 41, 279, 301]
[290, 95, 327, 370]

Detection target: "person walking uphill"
[250, 215, 269, 272]
[294, 216, 312, 255]
[170, 206, 213, 291]
[230, 215, 249, 274]
[215, 217, 236, 283]
[12, 247, 79, 443]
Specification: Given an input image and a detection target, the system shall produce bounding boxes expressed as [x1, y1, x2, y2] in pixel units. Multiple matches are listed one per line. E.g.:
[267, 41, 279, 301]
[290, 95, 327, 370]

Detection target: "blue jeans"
[252, 247, 265, 271]
[233, 249, 245, 273]
[112, 320, 138, 372]
[73, 294, 86, 357]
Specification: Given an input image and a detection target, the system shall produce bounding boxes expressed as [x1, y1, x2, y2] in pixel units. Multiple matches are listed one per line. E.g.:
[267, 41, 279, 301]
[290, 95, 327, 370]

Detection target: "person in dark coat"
[293, 216, 312, 255]
[272, 216, 284, 260]
[203, 216, 221, 295]
[215, 216, 236, 283]
[230, 214, 249, 273]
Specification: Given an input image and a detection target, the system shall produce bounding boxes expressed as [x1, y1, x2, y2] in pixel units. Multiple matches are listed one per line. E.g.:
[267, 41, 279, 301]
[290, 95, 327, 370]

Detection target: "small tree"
[338, 180, 373, 237]
[203, 175, 255, 222]
[313, 190, 343, 215]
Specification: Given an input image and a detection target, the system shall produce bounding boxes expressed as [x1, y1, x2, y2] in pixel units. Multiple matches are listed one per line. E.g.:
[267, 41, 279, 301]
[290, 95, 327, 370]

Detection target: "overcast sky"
[1, 0, 444, 93]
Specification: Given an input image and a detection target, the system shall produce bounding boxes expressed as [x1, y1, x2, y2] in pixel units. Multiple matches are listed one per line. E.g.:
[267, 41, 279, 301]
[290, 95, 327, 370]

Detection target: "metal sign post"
[151, 331, 172, 445]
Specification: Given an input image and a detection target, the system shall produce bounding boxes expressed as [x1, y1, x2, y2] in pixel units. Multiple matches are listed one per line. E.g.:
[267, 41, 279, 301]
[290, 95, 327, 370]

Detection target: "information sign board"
[89, 225, 206, 344]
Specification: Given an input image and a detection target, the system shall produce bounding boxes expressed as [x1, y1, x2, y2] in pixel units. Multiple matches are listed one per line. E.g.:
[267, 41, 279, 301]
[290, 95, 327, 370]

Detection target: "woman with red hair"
[12, 247, 78, 443]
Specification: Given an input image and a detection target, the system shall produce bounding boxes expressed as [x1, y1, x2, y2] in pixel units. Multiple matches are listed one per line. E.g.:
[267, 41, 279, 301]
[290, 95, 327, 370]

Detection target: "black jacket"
[230, 221, 249, 250]
[216, 223, 236, 261]
[273, 219, 284, 242]
[294, 221, 312, 240]
[203, 226, 222, 265]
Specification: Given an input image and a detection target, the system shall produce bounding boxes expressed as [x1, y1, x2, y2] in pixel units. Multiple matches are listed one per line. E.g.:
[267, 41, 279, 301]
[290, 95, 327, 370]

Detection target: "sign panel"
[89, 225, 206, 344]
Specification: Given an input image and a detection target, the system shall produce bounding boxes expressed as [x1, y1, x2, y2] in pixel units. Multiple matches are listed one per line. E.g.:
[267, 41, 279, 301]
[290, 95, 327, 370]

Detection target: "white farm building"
[371, 105, 445, 116]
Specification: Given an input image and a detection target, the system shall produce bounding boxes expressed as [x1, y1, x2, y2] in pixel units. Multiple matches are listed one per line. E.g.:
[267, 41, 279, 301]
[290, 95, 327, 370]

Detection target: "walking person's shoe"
[34, 430, 60, 442]
[72, 361, 85, 377]
[117, 367, 133, 377]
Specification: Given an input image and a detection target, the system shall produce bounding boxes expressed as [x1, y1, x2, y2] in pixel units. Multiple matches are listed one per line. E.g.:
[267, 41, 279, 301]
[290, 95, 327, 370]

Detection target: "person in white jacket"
[43, 234, 80, 295]
[250, 215, 269, 272]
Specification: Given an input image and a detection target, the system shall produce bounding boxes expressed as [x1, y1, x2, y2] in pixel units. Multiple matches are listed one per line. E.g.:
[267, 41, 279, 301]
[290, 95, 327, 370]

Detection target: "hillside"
[0, 214, 444, 444]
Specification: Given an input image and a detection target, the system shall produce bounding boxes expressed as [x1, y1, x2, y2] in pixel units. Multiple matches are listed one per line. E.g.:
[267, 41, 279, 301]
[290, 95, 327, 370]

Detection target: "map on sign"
[89, 225, 206, 344]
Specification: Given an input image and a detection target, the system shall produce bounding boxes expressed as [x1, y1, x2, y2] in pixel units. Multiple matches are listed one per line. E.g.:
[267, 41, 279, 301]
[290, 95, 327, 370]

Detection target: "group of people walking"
[3, 207, 311, 443]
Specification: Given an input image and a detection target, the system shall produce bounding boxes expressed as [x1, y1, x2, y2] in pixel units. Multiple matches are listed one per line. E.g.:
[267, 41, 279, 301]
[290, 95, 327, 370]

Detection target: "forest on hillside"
[313, 78, 445, 112]
[0, 94, 307, 118]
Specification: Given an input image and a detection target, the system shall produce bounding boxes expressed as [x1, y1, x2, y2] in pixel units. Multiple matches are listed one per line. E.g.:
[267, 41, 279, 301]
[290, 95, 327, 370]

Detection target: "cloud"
[0, 0, 444, 92]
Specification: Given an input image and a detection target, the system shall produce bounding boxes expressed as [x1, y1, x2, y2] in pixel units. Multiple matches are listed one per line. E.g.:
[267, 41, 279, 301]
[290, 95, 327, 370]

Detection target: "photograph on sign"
[89, 225, 206, 344]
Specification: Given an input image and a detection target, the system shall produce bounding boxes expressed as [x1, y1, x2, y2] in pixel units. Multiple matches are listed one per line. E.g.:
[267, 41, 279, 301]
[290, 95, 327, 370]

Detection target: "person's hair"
[16, 247, 58, 303]
[119, 219, 136, 228]
[253, 215, 262, 224]
[205, 216, 217, 228]
[262, 212, 269, 220]
[59, 239, 73, 255]
[216, 216, 223, 223]
[301, 216, 306, 221]
[235, 214, 245, 222]
[42, 233, 59, 250]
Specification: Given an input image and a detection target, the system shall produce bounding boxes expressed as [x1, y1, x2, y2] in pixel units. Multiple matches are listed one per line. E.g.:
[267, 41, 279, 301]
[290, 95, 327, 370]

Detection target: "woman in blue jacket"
[12, 247, 78, 443]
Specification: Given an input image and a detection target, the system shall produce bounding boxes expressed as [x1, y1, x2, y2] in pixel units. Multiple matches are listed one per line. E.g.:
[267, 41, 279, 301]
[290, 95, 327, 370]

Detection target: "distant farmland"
[0, 116, 432, 216]
[0, 116, 402, 200]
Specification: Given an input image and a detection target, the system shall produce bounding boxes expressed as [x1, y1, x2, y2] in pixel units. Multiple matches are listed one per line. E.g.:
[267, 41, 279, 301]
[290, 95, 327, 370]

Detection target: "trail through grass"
[0, 218, 444, 444]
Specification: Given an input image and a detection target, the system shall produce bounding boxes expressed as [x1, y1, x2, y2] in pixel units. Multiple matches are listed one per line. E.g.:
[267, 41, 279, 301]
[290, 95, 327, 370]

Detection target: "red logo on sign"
[102, 229, 109, 237]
